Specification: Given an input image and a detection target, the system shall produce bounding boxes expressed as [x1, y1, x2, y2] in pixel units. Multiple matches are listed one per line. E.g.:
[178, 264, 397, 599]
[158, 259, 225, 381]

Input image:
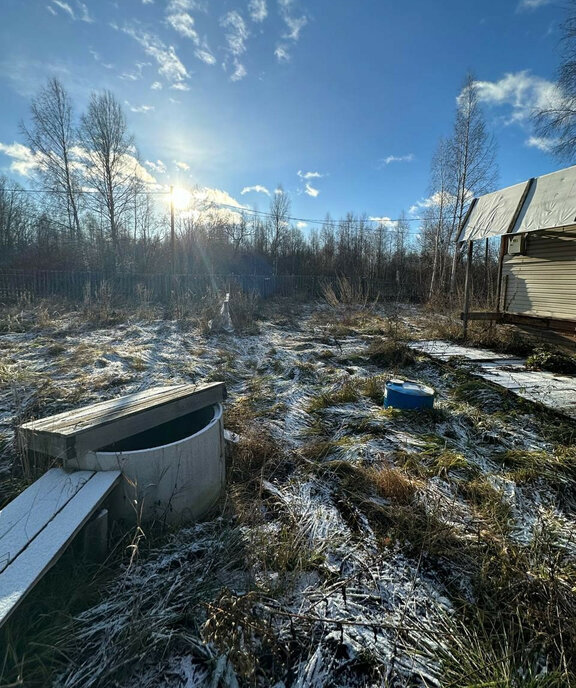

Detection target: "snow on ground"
[0, 301, 575, 686]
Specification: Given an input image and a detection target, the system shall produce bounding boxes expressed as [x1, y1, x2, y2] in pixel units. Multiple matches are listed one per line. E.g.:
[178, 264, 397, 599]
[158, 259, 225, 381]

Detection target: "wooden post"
[495, 235, 506, 312]
[484, 237, 489, 301]
[462, 240, 474, 339]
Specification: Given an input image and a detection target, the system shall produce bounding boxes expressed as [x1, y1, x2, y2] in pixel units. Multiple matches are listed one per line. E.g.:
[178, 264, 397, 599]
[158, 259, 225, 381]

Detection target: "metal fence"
[0, 270, 423, 304]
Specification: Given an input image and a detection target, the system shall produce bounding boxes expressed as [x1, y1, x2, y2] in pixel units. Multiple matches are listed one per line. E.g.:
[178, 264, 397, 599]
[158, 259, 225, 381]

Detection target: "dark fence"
[0, 270, 423, 304]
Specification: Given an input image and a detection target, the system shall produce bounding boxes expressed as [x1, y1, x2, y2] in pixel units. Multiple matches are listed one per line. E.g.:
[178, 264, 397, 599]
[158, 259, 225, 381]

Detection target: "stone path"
[409, 340, 576, 419]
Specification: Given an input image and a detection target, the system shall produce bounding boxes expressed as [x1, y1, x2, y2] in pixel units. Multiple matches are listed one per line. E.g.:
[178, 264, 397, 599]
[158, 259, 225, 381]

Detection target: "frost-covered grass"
[0, 299, 575, 687]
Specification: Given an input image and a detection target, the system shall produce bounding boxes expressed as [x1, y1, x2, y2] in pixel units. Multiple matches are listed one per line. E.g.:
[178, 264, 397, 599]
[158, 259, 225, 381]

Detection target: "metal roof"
[457, 164, 576, 242]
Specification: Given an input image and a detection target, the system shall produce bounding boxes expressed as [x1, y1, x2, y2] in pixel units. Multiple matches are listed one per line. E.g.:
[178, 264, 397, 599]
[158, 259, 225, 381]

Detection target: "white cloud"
[47, 5, 57, 16]
[221, 11, 248, 55]
[0, 142, 40, 176]
[51, 0, 75, 19]
[151, 81, 163, 90]
[167, 0, 206, 10]
[409, 191, 459, 216]
[296, 221, 307, 229]
[145, 159, 167, 174]
[122, 155, 157, 185]
[75, 1, 93, 22]
[89, 49, 114, 70]
[380, 153, 414, 165]
[297, 171, 323, 196]
[182, 186, 248, 224]
[275, 1, 308, 63]
[126, 102, 155, 113]
[174, 160, 190, 170]
[279, 0, 307, 40]
[274, 45, 290, 62]
[526, 135, 558, 152]
[166, 6, 200, 33]
[241, 185, 271, 196]
[50, 0, 93, 22]
[142, 0, 154, 4]
[170, 82, 190, 91]
[467, 71, 562, 125]
[120, 62, 150, 81]
[231, 62, 247, 81]
[297, 170, 323, 180]
[73, 147, 158, 186]
[517, 0, 553, 9]
[249, 0, 267, 22]
[195, 49, 217, 65]
[165, 10, 216, 64]
[195, 187, 246, 209]
[369, 216, 398, 229]
[220, 11, 248, 80]
[123, 25, 190, 88]
[0, 141, 157, 187]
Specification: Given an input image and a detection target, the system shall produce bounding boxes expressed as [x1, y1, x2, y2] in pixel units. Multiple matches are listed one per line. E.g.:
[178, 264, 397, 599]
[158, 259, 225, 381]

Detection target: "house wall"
[502, 227, 576, 321]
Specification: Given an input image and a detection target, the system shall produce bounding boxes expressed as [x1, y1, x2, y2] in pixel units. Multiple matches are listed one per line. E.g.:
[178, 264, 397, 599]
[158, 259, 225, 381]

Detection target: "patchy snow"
[1, 302, 575, 686]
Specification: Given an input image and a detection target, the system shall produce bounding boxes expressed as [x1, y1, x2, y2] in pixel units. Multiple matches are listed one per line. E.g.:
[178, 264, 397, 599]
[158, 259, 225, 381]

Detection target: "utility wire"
[0, 186, 430, 232]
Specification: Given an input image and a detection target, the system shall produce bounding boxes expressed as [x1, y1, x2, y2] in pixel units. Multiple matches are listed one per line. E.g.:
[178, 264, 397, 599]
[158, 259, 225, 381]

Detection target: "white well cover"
[458, 181, 529, 241]
[511, 165, 576, 234]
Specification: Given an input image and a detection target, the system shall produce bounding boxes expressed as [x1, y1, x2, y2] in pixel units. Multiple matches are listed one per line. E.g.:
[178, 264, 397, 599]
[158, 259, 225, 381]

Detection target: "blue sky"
[0, 0, 568, 232]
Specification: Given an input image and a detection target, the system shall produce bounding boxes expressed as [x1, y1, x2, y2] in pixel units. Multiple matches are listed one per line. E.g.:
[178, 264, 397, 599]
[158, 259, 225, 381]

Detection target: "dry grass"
[420, 312, 534, 356]
[366, 465, 416, 505]
[2, 300, 576, 686]
[363, 375, 384, 403]
[498, 447, 576, 487]
[306, 380, 359, 411]
[458, 477, 512, 528]
[366, 337, 416, 367]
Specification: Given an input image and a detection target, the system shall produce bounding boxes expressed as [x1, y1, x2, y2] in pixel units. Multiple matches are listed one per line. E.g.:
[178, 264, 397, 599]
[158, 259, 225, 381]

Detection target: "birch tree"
[425, 137, 455, 298]
[534, 3, 576, 159]
[21, 78, 82, 241]
[267, 186, 290, 275]
[80, 91, 140, 269]
[447, 73, 498, 290]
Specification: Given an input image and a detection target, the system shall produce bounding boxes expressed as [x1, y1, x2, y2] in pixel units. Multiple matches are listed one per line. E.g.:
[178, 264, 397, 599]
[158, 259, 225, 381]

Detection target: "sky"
[0, 0, 569, 234]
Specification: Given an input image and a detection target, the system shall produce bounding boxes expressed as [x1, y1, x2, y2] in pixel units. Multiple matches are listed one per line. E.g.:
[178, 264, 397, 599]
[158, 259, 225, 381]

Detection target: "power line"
[0, 186, 428, 233]
[208, 201, 424, 229]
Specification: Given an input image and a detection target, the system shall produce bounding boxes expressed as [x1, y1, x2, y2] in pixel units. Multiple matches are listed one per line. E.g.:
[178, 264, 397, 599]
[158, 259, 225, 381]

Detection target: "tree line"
[0, 74, 502, 301]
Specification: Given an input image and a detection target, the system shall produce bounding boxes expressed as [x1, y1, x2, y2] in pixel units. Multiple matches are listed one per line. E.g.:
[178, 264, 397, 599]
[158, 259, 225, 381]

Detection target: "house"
[457, 164, 576, 342]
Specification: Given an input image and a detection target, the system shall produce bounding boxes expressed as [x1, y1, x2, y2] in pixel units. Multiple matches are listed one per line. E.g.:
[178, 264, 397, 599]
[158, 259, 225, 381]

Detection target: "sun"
[170, 186, 192, 211]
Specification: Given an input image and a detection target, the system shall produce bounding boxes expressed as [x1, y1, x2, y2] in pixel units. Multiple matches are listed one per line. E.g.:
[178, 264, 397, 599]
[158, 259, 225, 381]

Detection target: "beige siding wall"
[502, 227, 576, 321]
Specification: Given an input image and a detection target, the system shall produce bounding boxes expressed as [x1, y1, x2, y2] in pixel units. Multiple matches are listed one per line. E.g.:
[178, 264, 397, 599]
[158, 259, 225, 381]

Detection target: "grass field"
[1, 298, 575, 687]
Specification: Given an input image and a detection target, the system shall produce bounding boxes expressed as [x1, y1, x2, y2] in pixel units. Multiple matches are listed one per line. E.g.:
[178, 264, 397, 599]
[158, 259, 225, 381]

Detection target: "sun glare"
[171, 186, 192, 211]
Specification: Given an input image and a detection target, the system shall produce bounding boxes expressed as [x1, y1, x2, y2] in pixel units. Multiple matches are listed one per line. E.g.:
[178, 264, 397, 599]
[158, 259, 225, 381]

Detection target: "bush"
[526, 347, 576, 375]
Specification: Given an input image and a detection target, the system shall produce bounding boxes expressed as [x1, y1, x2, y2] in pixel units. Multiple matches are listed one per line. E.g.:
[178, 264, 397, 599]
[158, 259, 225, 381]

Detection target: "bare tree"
[223, 212, 252, 255]
[267, 186, 290, 275]
[80, 91, 140, 269]
[424, 137, 455, 298]
[0, 175, 34, 262]
[393, 211, 410, 276]
[447, 73, 498, 290]
[534, 2, 576, 159]
[21, 78, 82, 241]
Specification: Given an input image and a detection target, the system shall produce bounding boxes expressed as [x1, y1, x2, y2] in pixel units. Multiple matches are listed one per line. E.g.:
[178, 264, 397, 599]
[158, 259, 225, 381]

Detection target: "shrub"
[526, 347, 576, 375]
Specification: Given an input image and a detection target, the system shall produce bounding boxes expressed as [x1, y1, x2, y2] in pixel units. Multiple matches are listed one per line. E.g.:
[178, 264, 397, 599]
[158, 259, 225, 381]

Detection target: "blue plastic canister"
[384, 379, 435, 410]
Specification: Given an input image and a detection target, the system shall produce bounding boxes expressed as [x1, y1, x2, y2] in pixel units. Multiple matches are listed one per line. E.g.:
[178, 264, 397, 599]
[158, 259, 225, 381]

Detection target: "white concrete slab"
[410, 341, 516, 362]
[410, 339, 576, 419]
